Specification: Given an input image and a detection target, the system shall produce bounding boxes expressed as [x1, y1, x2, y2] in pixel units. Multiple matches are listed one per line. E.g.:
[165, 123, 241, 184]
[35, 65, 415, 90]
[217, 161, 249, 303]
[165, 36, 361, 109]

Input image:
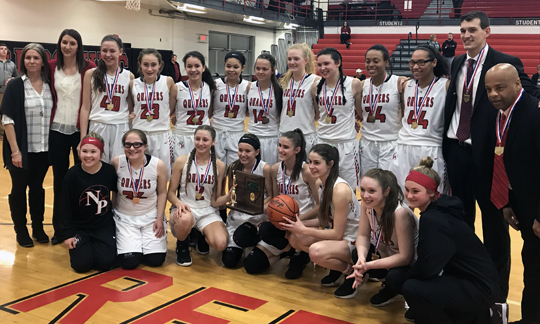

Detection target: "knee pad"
[244, 247, 270, 274]
[143, 253, 166, 267]
[222, 247, 243, 268]
[119, 252, 143, 270]
[233, 222, 260, 248]
[259, 222, 288, 250]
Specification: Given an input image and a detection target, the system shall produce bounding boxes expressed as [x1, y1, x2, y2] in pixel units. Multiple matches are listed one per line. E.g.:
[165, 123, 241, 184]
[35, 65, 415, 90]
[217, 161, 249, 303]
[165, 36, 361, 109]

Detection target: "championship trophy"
[226, 170, 265, 215]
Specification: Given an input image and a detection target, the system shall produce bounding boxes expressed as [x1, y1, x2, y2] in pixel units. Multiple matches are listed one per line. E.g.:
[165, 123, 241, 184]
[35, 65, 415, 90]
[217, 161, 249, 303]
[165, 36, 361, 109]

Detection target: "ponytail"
[280, 128, 307, 182]
[183, 51, 216, 92]
[256, 53, 283, 115]
[92, 34, 123, 93]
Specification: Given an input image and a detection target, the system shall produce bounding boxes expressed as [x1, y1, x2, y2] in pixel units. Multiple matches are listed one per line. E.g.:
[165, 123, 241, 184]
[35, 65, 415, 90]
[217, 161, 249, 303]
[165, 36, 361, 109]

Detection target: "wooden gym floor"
[0, 140, 526, 324]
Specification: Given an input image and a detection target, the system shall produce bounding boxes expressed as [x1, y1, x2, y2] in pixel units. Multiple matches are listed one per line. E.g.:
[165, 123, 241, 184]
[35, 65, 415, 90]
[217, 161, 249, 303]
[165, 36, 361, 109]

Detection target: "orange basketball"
[267, 195, 299, 229]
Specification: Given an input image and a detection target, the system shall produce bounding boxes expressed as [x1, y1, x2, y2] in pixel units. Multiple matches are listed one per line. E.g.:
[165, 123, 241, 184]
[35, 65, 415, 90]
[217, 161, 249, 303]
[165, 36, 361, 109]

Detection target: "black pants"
[403, 276, 493, 324]
[509, 190, 540, 322]
[8, 152, 50, 233]
[69, 225, 117, 273]
[49, 130, 80, 237]
[340, 33, 351, 44]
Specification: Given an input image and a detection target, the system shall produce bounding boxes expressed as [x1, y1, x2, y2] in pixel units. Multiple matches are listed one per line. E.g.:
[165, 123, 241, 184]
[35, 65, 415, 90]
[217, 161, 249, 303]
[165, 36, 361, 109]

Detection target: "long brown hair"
[311, 144, 340, 228]
[92, 35, 123, 92]
[183, 125, 217, 195]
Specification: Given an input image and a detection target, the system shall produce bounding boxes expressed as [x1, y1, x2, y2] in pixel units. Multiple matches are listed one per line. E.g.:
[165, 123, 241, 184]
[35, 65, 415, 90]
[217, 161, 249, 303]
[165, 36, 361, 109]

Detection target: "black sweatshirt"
[60, 163, 117, 239]
[442, 39, 457, 57]
[407, 195, 500, 298]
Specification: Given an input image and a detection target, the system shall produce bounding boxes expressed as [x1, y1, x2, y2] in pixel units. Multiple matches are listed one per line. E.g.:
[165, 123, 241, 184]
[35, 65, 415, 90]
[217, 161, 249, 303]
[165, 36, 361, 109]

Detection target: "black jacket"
[407, 195, 500, 300]
[441, 40, 457, 57]
[162, 61, 181, 83]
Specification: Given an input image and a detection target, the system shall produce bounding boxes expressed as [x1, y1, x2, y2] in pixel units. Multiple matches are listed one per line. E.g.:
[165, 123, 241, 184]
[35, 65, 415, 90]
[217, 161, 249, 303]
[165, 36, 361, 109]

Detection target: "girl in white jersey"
[172, 51, 216, 159]
[111, 129, 168, 269]
[222, 134, 273, 268]
[313, 48, 362, 189]
[345, 169, 418, 308]
[130, 48, 177, 176]
[279, 43, 320, 154]
[79, 35, 134, 163]
[211, 51, 251, 166]
[359, 45, 408, 176]
[281, 144, 361, 298]
[390, 45, 450, 194]
[168, 125, 231, 267]
[243, 129, 319, 276]
[246, 53, 283, 166]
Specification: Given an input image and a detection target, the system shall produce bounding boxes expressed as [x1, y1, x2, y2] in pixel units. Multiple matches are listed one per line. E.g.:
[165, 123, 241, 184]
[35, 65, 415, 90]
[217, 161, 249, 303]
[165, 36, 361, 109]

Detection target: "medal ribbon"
[250, 159, 259, 173]
[288, 73, 308, 110]
[282, 162, 293, 195]
[323, 78, 341, 120]
[144, 80, 156, 116]
[127, 156, 145, 200]
[464, 44, 487, 94]
[371, 209, 383, 252]
[413, 76, 437, 121]
[226, 80, 239, 110]
[369, 73, 387, 116]
[496, 89, 523, 146]
[105, 67, 120, 104]
[257, 82, 273, 117]
[188, 80, 204, 114]
[194, 155, 212, 193]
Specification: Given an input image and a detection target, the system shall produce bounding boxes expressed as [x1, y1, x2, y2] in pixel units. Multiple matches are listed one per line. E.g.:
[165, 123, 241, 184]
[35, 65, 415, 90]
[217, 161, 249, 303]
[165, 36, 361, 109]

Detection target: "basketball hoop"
[126, 0, 141, 11]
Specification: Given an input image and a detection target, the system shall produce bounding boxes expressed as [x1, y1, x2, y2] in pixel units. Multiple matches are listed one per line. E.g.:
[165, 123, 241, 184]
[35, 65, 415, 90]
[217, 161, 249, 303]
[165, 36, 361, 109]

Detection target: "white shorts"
[172, 133, 195, 160]
[359, 137, 397, 176]
[89, 121, 130, 163]
[319, 138, 360, 189]
[113, 209, 167, 255]
[169, 205, 223, 236]
[389, 144, 449, 195]
[258, 136, 279, 166]
[215, 130, 245, 166]
[226, 210, 268, 249]
[144, 130, 174, 177]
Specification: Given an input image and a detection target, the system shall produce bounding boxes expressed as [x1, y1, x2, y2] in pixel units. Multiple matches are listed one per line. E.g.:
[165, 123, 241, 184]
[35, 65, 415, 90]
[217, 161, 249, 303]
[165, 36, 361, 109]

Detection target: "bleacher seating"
[389, 0, 431, 19]
[461, 0, 540, 18]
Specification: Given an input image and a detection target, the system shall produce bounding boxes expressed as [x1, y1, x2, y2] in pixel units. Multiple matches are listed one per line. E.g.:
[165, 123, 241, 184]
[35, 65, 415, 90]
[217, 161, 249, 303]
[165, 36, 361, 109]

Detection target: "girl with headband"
[60, 133, 118, 272]
[401, 157, 499, 323]
[79, 35, 134, 163]
[313, 47, 362, 190]
[222, 134, 273, 268]
[389, 45, 450, 195]
[246, 53, 283, 166]
[110, 129, 169, 270]
[345, 168, 418, 309]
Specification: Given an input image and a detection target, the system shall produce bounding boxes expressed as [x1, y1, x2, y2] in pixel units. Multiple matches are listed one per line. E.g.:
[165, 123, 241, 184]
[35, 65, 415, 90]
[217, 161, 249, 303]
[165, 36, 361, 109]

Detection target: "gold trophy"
[226, 170, 265, 215]
[230, 172, 237, 206]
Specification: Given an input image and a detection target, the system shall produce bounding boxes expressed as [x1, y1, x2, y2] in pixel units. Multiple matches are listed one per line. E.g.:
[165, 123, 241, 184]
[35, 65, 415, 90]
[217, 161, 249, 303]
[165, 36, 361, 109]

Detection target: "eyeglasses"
[123, 142, 144, 148]
[408, 59, 434, 67]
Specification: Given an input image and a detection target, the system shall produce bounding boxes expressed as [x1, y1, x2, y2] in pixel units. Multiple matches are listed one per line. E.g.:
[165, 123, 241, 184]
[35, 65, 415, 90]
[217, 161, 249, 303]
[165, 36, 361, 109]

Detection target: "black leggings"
[69, 225, 117, 273]
[340, 33, 351, 44]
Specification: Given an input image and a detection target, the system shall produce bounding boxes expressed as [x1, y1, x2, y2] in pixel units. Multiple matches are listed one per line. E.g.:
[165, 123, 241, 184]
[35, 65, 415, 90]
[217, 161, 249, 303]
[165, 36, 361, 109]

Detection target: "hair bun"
[293, 128, 304, 136]
[419, 156, 434, 169]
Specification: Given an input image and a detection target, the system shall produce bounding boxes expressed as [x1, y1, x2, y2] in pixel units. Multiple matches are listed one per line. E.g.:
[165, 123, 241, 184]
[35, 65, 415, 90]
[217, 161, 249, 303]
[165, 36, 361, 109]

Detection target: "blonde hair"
[429, 34, 437, 41]
[410, 156, 441, 187]
[280, 43, 316, 88]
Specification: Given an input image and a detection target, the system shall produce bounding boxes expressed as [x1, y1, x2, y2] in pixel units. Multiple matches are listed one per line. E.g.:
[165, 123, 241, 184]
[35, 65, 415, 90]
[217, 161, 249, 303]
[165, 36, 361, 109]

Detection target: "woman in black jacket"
[402, 157, 500, 323]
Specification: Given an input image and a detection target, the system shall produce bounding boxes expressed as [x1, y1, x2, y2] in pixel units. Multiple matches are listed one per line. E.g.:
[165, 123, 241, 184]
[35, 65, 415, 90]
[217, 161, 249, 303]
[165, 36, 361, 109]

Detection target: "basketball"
[267, 195, 299, 229]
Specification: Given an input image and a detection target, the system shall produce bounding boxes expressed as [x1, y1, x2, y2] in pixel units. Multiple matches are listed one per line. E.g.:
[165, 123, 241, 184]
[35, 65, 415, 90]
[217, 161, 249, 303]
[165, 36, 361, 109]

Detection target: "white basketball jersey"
[116, 154, 159, 216]
[398, 78, 448, 146]
[132, 75, 170, 132]
[280, 73, 318, 135]
[247, 81, 279, 137]
[212, 78, 249, 132]
[360, 75, 402, 142]
[89, 68, 130, 124]
[174, 81, 212, 135]
[326, 177, 360, 239]
[179, 156, 217, 208]
[317, 76, 356, 141]
[276, 162, 315, 215]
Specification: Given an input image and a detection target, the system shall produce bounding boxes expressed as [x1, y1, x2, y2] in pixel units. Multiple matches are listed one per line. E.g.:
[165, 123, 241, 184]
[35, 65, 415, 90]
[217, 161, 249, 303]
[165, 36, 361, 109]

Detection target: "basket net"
[126, 0, 141, 11]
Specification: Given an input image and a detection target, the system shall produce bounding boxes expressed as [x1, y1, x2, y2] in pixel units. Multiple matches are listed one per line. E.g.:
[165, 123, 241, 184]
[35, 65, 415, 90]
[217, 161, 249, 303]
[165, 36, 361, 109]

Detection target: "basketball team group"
[1, 9, 540, 324]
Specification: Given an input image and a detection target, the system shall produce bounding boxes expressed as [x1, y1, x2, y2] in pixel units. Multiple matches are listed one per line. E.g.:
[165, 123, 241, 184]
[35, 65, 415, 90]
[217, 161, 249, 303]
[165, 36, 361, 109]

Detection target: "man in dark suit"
[442, 10, 540, 302]
[483, 63, 540, 324]
[162, 53, 182, 83]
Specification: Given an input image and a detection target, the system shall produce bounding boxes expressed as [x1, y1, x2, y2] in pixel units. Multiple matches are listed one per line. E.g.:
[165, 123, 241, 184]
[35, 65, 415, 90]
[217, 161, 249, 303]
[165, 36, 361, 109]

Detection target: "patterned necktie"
[456, 58, 476, 142]
[490, 113, 509, 209]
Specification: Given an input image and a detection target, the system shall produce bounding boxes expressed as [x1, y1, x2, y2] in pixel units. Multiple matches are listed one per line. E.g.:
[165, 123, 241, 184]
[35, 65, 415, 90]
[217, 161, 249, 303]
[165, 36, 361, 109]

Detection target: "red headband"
[80, 137, 104, 153]
[405, 170, 440, 197]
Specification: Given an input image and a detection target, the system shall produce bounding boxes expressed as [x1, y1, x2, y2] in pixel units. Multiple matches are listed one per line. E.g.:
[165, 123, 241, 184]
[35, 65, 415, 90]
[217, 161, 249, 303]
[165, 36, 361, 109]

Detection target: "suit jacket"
[474, 92, 540, 224]
[442, 46, 540, 166]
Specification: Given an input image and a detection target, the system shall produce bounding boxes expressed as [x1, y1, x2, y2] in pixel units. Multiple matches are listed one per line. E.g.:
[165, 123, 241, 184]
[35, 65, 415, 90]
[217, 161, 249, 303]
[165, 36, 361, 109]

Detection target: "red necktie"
[456, 58, 475, 142]
[490, 113, 509, 209]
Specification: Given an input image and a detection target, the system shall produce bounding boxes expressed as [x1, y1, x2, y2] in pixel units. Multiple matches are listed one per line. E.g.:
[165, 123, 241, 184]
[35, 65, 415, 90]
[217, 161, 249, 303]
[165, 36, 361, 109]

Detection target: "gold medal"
[288, 110, 293, 117]
[412, 121, 418, 129]
[133, 197, 140, 204]
[195, 193, 202, 200]
[228, 112, 234, 118]
[495, 146, 504, 155]
[262, 117, 269, 124]
[107, 103, 114, 111]
[371, 253, 380, 260]
[463, 94, 470, 103]
[367, 115, 375, 122]
[146, 115, 153, 122]
[325, 116, 332, 123]
[192, 117, 199, 124]
[250, 192, 255, 202]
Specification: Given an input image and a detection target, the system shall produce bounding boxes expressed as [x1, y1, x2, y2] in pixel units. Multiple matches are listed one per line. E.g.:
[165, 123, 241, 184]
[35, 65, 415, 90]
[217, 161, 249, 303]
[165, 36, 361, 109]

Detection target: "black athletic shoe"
[404, 308, 414, 322]
[321, 270, 343, 287]
[189, 228, 198, 247]
[51, 235, 63, 245]
[279, 248, 296, 259]
[285, 251, 310, 279]
[370, 283, 398, 306]
[196, 233, 209, 255]
[16, 228, 34, 248]
[176, 240, 192, 266]
[32, 228, 49, 243]
[333, 277, 358, 299]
